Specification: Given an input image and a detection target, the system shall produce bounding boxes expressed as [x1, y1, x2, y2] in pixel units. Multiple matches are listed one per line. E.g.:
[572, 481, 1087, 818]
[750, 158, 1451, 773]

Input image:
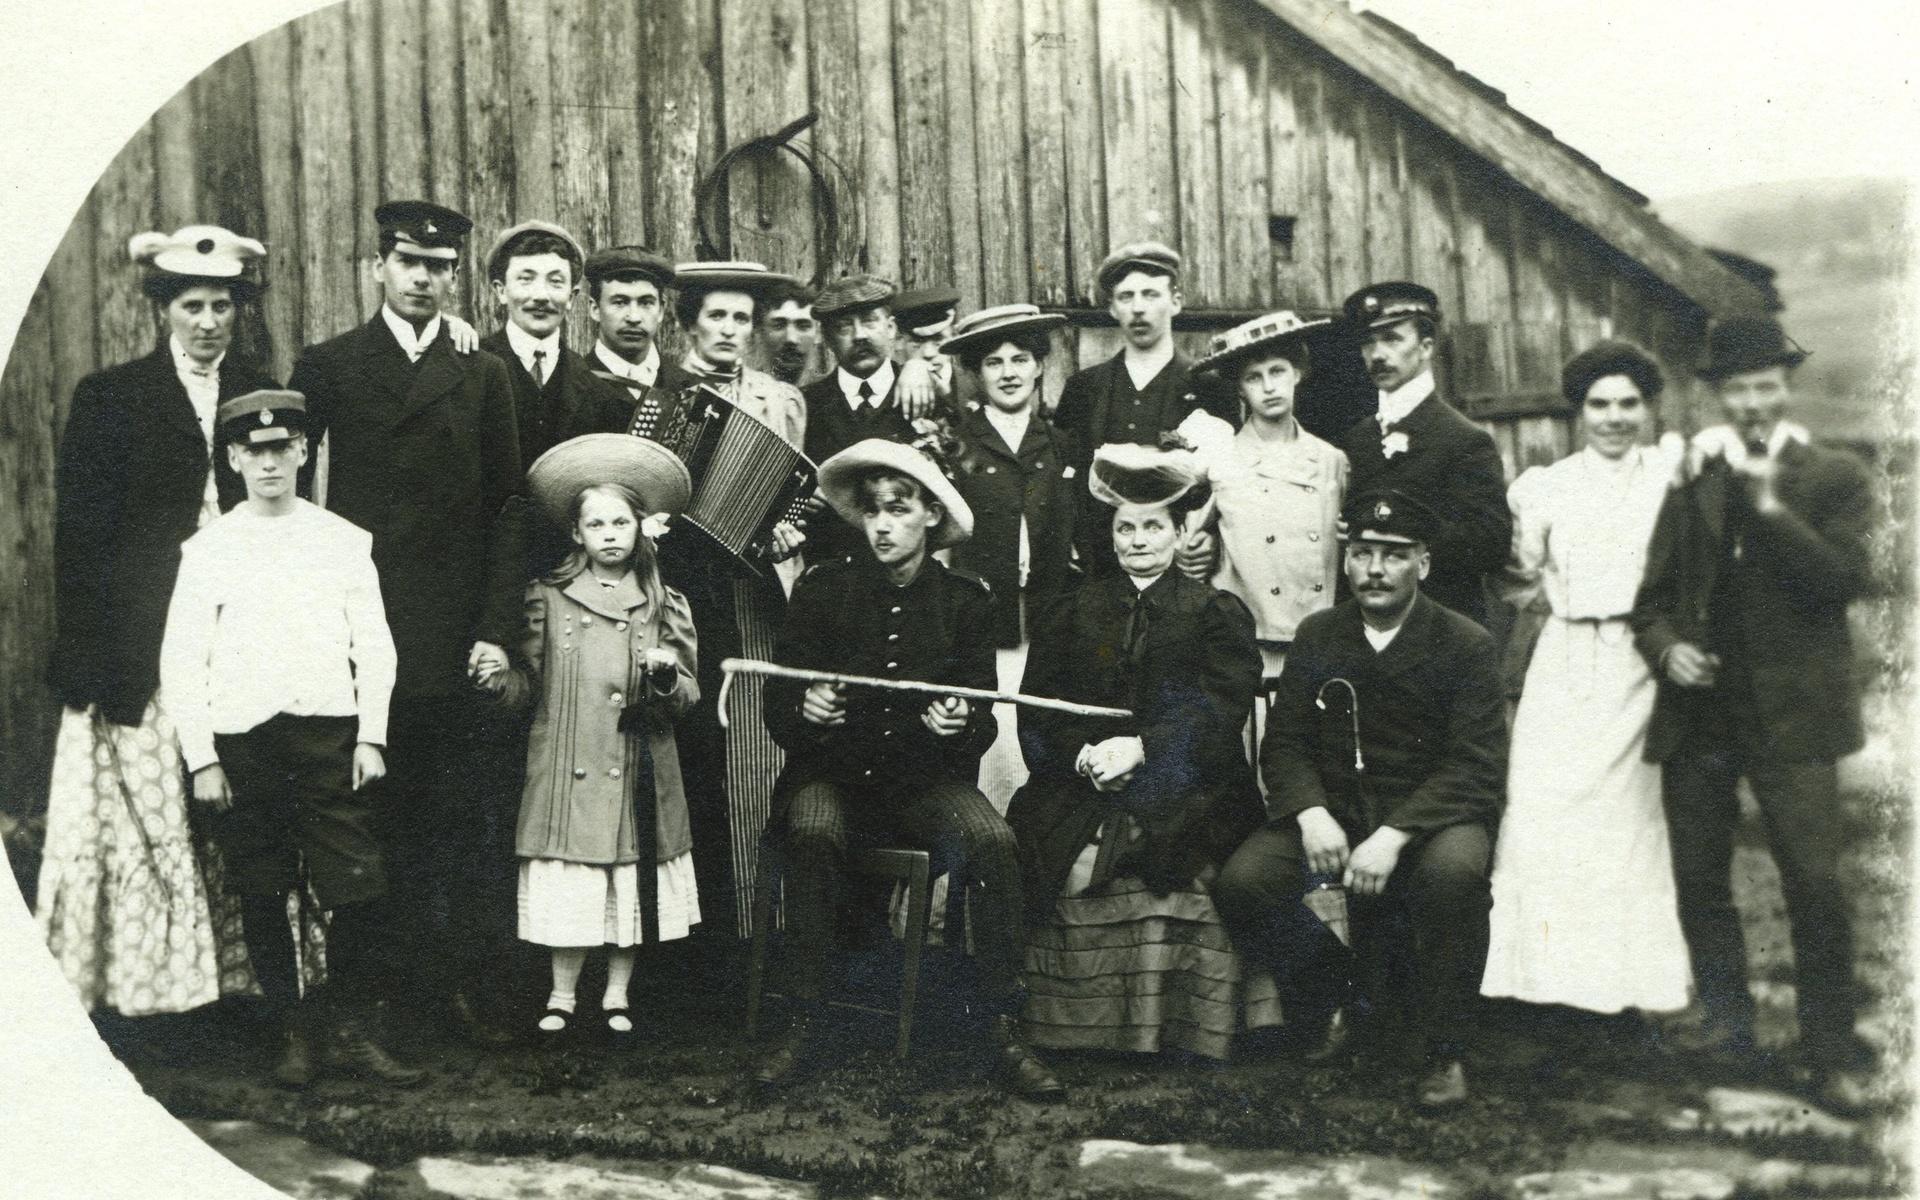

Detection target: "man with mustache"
[584, 244, 697, 399]
[290, 200, 526, 1053]
[1335, 282, 1510, 626]
[1213, 489, 1505, 1110]
[759, 277, 821, 387]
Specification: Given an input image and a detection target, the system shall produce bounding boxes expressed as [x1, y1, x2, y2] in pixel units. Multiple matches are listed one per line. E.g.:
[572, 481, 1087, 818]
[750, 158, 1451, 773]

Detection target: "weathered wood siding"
[0, 0, 1724, 813]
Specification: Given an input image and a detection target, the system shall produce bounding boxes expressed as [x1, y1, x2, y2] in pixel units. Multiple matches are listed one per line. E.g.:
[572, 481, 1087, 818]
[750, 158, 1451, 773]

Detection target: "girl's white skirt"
[517, 853, 700, 948]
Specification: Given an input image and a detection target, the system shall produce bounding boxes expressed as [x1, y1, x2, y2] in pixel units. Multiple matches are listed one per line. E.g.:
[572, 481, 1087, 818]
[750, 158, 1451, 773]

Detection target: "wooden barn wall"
[0, 0, 1716, 814]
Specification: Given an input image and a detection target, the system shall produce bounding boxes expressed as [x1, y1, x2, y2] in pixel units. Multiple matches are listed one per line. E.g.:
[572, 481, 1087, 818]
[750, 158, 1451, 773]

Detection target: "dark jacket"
[950, 408, 1082, 646]
[1262, 594, 1507, 837]
[1630, 441, 1872, 763]
[1009, 572, 1263, 911]
[764, 555, 998, 798]
[49, 344, 279, 723]
[801, 366, 917, 567]
[291, 314, 527, 701]
[1339, 391, 1511, 625]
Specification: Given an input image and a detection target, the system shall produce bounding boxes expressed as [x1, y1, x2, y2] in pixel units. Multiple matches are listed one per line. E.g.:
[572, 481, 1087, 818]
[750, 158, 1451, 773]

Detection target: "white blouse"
[1500, 443, 1680, 621]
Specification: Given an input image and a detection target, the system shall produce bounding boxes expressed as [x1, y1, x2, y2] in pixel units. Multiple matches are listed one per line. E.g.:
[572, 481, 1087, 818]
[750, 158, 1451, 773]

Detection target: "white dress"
[1480, 445, 1692, 1014]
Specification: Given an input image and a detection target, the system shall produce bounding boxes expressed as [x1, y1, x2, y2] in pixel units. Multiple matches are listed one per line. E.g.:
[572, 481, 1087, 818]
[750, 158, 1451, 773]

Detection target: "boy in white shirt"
[160, 389, 418, 1089]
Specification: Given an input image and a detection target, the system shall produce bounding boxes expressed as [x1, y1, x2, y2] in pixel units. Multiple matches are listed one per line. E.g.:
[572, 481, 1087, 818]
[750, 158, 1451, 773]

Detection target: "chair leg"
[897, 854, 933, 1058]
[745, 839, 780, 1040]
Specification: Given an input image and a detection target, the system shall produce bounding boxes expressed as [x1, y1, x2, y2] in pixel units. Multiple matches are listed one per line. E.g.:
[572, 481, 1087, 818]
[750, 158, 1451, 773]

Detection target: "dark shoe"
[271, 1021, 314, 1090]
[752, 1013, 819, 1089]
[990, 1014, 1066, 1100]
[1300, 1008, 1351, 1065]
[325, 1021, 427, 1088]
[1415, 1059, 1469, 1110]
[451, 991, 515, 1048]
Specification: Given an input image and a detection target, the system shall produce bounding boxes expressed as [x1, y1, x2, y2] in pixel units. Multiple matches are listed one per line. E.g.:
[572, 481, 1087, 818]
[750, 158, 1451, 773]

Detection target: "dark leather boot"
[326, 1018, 427, 1088]
[1415, 1058, 1469, 1109]
[451, 990, 515, 1048]
[271, 1006, 314, 1090]
[752, 1011, 819, 1089]
[990, 1014, 1065, 1100]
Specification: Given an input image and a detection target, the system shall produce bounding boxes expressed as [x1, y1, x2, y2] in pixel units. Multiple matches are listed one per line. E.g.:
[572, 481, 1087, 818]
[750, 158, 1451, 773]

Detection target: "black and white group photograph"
[0, 0, 1912, 1196]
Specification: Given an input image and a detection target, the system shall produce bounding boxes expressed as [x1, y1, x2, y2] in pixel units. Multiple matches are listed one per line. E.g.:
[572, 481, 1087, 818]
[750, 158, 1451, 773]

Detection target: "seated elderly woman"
[1007, 445, 1273, 1059]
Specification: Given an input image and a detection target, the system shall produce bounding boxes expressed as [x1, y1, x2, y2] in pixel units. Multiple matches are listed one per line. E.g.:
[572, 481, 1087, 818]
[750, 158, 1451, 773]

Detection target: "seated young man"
[1212, 489, 1506, 1109]
[757, 437, 1062, 1099]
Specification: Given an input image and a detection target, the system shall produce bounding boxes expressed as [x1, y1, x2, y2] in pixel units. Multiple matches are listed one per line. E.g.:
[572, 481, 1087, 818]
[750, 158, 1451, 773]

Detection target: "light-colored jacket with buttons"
[513, 572, 698, 865]
[1211, 421, 1349, 644]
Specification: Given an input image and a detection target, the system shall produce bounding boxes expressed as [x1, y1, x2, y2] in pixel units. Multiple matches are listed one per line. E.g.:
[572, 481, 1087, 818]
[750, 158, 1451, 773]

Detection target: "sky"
[1356, 0, 1919, 200]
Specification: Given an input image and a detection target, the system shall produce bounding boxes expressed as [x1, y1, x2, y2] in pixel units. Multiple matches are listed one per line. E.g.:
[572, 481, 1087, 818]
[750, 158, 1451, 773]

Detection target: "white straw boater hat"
[526, 433, 693, 529]
[939, 303, 1068, 358]
[672, 259, 799, 297]
[816, 437, 974, 550]
[1088, 442, 1204, 510]
[1192, 309, 1328, 375]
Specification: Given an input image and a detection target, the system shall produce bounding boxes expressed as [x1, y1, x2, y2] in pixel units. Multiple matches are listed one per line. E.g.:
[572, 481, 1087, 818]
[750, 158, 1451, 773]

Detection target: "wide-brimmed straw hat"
[816, 437, 974, 550]
[672, 260, 799, 298]
[526, 433, 693, 528]
[940, 304, 1068, 359]
[1088, 442, 1204, 510]
[1193, 309, 1328, 375]
[130, 225, 267, 301]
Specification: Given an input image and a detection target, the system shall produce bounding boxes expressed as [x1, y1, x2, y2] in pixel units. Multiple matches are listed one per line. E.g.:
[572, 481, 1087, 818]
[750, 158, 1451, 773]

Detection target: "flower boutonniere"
[1381, 430, 1411, 459]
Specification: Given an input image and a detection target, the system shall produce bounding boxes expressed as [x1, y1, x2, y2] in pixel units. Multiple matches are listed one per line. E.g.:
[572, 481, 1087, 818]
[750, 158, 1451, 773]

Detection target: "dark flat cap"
[584, 245, 677, 291]
[892, 285, 961, 332]
[1340, 488, 1439, 546]
[374, 200, 471, 259]
[813, 273, 898, 319]
[218, 388, 308, 445]
[1342, 281, 1441, 331]
[1095, 241, 1183, 295]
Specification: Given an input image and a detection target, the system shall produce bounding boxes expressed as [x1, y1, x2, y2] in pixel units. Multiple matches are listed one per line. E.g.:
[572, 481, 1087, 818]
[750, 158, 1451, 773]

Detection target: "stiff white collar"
[505, 320, 562, 378]
[982, 404, 1033, 450]
[1122, 341, 1175, 391]
[168, 334, 224, 380]
[837, 360, 897, 410]
[594, 339, 659, 385]
[1127, 571, 1162, 592]
[1376, 370, 1436, 430]
[381, 305, 442, 362]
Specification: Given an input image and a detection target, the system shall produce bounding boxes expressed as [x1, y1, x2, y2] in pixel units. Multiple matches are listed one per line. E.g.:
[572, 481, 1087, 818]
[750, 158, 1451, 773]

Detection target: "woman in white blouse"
[1481, 340, 1691, 1018]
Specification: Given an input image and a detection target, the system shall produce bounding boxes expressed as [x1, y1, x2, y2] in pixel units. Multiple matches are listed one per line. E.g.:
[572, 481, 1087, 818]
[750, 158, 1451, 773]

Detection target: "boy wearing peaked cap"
[161, 389, 418, 1088]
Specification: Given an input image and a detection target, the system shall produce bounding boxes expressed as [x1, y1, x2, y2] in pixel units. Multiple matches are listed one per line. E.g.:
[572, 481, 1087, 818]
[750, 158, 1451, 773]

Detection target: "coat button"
[573, 768, 587, 779]
[890, 606, 902, 615]
[863, 769, 873, 777]
[1305, 485, 1316, 493]
[1269, 586, 1282, 596]
[1126, 422, 1137, 431]
[883, 729, 894, 737]
[610, 692, 624, 706]
[1265, 535, 1276, 544]
[1312, 583, 1324, 591]
[582, 614, 592, 625]
[1309, 532, 1320, 542]
[608, 767, 622, 779]
[887, 661, 899, 670]
[887, 633, 900, 642]
[616, 621, 628, 631]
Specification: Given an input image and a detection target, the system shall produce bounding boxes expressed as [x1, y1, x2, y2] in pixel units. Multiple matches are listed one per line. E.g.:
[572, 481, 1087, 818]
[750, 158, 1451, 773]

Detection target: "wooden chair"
[744, 838, 965, 1058]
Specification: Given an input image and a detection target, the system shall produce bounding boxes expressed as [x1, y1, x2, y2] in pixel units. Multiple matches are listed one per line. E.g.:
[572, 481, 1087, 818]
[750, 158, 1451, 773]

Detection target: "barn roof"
[1252, 0, 1770, 317]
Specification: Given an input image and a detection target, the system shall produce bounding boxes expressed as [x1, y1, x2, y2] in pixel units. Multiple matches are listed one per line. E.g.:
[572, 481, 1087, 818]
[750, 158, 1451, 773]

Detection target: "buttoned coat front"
[512, 576, 698, 865]
[1211, 424, 1349, 645]
[950, 407, 1082, 646]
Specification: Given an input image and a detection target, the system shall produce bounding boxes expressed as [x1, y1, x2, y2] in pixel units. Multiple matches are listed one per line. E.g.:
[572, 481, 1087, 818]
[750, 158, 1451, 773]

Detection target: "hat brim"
[1087, 443, 1202, 510]
[674, 266, 799, 297]
[143, 272, 264, 303]
[940, 313, 1067, 358]
[816, 438, 974, 550]
[1193, 318, 1329, 375]
[526, 434, 693, 528]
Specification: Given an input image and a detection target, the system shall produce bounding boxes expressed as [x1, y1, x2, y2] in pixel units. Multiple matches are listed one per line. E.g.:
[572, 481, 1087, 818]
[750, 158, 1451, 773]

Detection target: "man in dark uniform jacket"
[582, 244, 696, 399]
[1336, 282, 1510, 626]
[756, 438, 1062, 1099]
[1630, 317, 1876, 1109]
[290, 200, 525, 1049]
[1214, 489, 1506, 1110]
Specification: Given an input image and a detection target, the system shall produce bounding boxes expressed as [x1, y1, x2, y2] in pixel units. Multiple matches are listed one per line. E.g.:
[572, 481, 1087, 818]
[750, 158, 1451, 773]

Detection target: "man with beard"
[760, 277, 821, 387]
[1335, 282, 1509, 626]
[1213, 489, 1505, 1110]
[583, 244, 696, 399]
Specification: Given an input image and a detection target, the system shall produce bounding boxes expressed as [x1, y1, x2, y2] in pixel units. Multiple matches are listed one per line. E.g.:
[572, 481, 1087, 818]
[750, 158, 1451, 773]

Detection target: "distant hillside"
[1656, 177, 1913, 443]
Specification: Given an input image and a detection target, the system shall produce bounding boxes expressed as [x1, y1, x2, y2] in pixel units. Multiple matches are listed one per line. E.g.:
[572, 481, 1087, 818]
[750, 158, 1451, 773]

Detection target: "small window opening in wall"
[1268, 214, 1296, 262]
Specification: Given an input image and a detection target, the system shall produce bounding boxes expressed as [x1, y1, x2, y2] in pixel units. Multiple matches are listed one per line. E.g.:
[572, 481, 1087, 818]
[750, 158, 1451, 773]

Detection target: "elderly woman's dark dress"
[1008, 569, 1276, 1057]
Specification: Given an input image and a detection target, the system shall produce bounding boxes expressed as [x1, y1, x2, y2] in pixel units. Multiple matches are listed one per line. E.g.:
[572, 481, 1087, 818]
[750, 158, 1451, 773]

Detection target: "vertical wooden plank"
[639, 0, 719, 262]
[895, 0, 953, 290]
[1361, 106, 1408, 283]
[806, 0, 871, 279]
[718, 0, 814, 281]
[1513, 413, 1563, 472]
[853, 0, 902, 282]
[346, 0, 383, 318]
[1319, 71, 1364, 303]
[92, 127, 160, 364]
[1288, 57, 1331, 309]
[942, 0, 985, 307]
[1265, 41, 1309, 308]
[191, 46, 272, 367]
[506, 0, 558, 221]
[46, 204, 98, 434]
[970, 0, 1030, 304]
[0, 280, 58, 819]
[1021, 0, 1070, 305]
[1097, 0, 1174, 247]
[424, 0, 469, 216]
[151, 86, 201, 231]
[251, 23, 304, 377]
[461, 0, 517, 323]
[1213, 2, 1268, 309]
[1405, 128, 1463, 325]
[1509, 199, 1564, 393]
[1060, 0, 1107, 302]
[381, 0, 430, 202]
[1169, 0, 1221, 307]
[547, 0, 612, 346]
[296, 4, 363, 342]
[1454, 160, 1515, 401]
[599, 1, 647, 249]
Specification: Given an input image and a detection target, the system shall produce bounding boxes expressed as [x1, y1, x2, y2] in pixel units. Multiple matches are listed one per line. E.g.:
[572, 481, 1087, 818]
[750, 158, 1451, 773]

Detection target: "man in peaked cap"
[1630, 316, 1878, 1111]
[290, 198, 525, 1050]
[893, 284, 961, 406]
[1214, 487, 1506, 1110]
[1335, 280, 1510, 627]
[583, 244, 696, 398]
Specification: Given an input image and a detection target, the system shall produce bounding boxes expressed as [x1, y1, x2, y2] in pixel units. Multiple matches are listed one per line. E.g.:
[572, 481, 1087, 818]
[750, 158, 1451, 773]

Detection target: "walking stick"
[715, 658, 1133, 729]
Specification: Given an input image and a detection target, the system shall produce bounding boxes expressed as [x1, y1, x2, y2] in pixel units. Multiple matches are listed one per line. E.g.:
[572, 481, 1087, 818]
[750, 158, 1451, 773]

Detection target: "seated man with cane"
[1212, 489, 1506, 1108]
[755, 436, 1064, 1099]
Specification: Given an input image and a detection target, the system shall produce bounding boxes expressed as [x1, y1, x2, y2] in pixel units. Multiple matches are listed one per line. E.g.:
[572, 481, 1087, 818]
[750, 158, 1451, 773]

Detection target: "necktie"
[532, 349, 548, 387]
[1125, 594, 1150, 663]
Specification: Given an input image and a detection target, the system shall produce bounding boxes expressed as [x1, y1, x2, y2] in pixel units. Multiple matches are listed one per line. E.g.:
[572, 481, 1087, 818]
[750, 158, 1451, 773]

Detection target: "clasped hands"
[801, 681, 970, 737]
[1076, 736, 1145, 793]
[1297, 806, 1410, 897]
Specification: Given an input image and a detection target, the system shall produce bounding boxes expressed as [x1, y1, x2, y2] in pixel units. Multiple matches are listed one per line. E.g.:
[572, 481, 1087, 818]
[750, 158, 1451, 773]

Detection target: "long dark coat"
[1339, 392, 1511, 625]
[291, 315, 527, 701]
[949, 407, 1082, 646]
[49, 344, 279, 724]
[1261, 593, 1507, 837]
[1008, 572, 1263, 916]
[1629, 442, 1872, 763]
